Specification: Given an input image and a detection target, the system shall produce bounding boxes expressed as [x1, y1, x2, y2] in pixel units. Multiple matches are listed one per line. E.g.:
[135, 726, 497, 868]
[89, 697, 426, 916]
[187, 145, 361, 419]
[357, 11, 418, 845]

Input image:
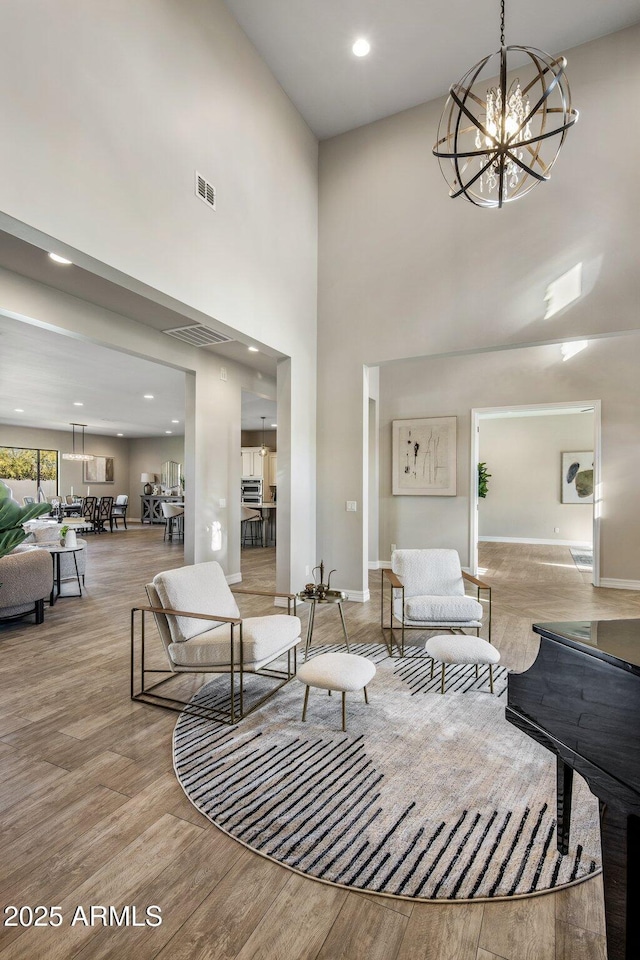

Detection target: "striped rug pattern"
[174, 643, 601, 901]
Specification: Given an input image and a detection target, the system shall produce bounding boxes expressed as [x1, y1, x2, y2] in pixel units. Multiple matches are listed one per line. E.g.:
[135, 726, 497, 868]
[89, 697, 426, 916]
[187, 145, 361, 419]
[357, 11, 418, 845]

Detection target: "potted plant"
[478, 462, 491, 499]
[60, 524, 69, 546]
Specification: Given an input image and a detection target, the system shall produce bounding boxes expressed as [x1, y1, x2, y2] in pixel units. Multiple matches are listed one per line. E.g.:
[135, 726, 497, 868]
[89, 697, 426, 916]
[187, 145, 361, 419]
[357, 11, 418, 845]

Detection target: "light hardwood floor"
[1, 531, 638, 960]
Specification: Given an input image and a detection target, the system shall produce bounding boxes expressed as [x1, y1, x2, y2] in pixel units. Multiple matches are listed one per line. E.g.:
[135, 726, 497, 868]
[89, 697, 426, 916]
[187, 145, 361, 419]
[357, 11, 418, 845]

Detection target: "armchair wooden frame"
[380, 568, 492, 656]
[131, 591, 298, 725]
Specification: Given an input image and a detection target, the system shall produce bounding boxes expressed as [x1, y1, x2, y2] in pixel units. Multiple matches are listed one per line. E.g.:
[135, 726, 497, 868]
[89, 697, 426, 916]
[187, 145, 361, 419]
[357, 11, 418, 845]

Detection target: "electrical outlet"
[346, 501, 357, 512]
[219, 498, 226, 508]
[554, 527, 560, 533]
[220, 366, 227, 381]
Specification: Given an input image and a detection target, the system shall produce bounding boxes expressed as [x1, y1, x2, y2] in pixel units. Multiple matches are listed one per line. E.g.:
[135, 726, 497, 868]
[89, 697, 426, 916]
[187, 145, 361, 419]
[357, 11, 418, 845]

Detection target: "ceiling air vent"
[195, 171, 216, 210]
[163, 324, 234, 347]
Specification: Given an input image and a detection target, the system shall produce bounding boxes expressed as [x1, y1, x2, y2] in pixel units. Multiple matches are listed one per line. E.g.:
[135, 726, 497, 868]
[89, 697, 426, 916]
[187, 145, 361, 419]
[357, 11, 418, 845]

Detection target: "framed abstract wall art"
[83, 456, 115, 483]
[392, 417, 457, 496]
[561, 451, 594, 503]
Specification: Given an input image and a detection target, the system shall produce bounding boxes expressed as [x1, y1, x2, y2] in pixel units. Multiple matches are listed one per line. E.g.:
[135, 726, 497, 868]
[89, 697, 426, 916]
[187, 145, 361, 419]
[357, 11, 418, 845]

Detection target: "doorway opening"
[240, 391, 277, 584]
[470, 401, 600, 586]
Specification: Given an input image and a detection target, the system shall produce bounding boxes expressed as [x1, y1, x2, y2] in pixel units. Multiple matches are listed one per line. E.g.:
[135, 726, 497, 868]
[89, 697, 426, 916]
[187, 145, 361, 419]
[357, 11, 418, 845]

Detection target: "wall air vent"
[163, 324, 234, 347]
[195, 171, 216, 210]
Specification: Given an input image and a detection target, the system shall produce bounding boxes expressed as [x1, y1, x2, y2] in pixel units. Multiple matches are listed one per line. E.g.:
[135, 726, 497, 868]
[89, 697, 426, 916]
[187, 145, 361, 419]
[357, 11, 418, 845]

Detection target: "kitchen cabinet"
[267, 452, 277, 488]
[241, 447, 269, 479]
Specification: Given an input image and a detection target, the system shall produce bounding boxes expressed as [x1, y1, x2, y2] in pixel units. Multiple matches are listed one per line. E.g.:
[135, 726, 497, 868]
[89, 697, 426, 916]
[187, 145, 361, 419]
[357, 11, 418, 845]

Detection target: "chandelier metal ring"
[433, 43, 578, 208]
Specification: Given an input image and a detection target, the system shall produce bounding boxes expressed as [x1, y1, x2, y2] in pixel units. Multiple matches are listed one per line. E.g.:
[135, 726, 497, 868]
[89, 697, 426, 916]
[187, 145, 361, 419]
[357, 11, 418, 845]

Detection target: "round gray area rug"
[173, 642, 601, 901]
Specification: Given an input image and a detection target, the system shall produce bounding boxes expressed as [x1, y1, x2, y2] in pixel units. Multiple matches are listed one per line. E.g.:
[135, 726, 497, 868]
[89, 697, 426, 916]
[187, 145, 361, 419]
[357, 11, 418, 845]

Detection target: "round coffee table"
[296, 589, 350, 659]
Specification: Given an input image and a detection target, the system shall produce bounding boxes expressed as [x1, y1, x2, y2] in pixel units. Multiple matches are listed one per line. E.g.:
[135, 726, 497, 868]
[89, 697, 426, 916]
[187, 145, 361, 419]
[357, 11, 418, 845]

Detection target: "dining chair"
[111, 494, 129, 529]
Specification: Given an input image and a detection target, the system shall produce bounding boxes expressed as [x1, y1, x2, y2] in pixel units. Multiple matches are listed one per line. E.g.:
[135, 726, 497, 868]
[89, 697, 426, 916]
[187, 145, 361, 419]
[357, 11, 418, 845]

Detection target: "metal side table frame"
[296, 589, 350, 659]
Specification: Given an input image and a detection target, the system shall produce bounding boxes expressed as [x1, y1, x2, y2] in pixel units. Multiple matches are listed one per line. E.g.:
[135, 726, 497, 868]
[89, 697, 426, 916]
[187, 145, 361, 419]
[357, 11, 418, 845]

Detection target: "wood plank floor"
[1, 530, 638, 959]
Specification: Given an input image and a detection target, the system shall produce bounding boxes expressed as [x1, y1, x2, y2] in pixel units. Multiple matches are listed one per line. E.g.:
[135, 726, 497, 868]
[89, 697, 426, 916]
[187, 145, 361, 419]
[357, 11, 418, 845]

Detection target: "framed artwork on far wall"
[561, 451, 594, 503]
[392, 417, 457, 496]
[83, 456, 115, 483]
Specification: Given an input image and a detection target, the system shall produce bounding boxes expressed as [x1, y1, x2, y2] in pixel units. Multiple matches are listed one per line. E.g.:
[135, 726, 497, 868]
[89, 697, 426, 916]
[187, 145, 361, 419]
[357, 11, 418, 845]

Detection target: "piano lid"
[533, 619, 640, 676]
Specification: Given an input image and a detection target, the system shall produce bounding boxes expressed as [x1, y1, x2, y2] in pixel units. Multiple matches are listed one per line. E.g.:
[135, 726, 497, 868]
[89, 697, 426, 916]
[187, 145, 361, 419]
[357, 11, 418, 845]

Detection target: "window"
[0, 446, 58, 502]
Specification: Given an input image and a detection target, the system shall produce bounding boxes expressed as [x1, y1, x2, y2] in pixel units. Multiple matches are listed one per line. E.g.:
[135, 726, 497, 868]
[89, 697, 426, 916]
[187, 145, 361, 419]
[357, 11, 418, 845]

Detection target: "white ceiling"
[241, 393, 278, 432]
[224, 0, 640, 139]
[0, 314, 187, 438]
[0, 231, 278, 434]
[0, 314, 277, 436]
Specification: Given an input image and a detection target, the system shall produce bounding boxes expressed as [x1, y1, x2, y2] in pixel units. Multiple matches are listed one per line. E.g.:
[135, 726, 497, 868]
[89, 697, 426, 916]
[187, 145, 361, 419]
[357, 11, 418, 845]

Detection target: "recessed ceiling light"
[271, 423, 277, 428]
[165, 430, 172, 435]
[171, 419, 179, 423]
[14, 408, 24, 413]
[248, 346, 259, 353]
[352, 38, 370, 57]
[143, 394, 154, 399]
[73, 401, 84, 406]
[48, 252, 73, 265]
[117, 433, 123, 437]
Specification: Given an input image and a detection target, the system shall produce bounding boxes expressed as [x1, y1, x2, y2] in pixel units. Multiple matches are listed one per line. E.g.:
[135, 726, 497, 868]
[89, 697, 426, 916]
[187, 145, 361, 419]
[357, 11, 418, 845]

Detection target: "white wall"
[318, 26, 640, 591]
[128, 436, 185, 520]
[478, 414, 594, 544]
[377, 334, 640, 579]
[0, 0, 317, 590]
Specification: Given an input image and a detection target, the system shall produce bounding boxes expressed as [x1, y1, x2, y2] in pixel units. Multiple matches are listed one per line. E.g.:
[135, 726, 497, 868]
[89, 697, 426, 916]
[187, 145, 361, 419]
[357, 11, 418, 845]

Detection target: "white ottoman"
[296, 651, 376, 731]
[425, 634, 501, 694]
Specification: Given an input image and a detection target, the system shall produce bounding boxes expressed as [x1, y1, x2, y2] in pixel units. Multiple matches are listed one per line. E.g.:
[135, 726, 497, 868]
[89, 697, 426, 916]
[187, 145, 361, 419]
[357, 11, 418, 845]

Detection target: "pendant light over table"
[61, 423, 94, 461]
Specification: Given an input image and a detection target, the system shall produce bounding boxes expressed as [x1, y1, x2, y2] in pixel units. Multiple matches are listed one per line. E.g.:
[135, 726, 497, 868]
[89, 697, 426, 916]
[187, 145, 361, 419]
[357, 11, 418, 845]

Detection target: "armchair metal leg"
[441, 663, 446, 694]
[341, 691, 347, 732]
[302, 685, 310, 721]
[489, 664, 494, 694]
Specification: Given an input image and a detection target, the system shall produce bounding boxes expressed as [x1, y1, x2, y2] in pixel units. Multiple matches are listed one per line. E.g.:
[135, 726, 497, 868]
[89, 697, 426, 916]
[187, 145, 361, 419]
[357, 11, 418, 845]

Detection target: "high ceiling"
[224, 0, 640, 139]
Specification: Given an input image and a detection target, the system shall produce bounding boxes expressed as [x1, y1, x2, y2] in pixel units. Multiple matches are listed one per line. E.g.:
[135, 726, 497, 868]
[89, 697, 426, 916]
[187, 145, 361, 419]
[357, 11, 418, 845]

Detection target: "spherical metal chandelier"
[433, 0, 578, 208]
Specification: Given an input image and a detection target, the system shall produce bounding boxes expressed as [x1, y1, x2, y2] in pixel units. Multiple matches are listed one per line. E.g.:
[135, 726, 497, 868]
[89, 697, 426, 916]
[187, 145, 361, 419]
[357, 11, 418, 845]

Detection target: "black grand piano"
[507, 619, 640, 960]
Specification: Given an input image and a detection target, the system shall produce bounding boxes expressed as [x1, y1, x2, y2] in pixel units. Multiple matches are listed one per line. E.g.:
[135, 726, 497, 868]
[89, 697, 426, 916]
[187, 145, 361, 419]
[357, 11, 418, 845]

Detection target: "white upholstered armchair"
[131, 560, 302, 723]
[381, 548, 491, 655]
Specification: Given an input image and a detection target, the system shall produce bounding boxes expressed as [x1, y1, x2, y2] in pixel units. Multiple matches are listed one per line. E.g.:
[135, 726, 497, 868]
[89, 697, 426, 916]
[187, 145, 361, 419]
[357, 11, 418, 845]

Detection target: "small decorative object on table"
[59, 525, 69, 546]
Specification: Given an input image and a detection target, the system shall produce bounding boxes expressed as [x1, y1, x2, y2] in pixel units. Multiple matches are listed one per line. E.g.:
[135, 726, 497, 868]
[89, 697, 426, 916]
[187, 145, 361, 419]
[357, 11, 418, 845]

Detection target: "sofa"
[0, 545, 53, 623]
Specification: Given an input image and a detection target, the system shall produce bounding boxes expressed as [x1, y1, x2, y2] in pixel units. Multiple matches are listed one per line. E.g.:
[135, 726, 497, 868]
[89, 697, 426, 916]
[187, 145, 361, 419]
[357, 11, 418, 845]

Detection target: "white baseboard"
[226, 572, 242, 585]
[379, 561, 392, 570]
[344, 589, 370, 603]
[368, 560, 380, 570]
[479, 536, 592, 548]
[599, 578, 640, 591]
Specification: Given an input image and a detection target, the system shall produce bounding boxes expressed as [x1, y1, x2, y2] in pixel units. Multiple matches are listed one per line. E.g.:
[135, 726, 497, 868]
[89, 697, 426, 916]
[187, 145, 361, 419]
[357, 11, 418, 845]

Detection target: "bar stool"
[241, 505, 262, 547]
[161, 502, 184, 542]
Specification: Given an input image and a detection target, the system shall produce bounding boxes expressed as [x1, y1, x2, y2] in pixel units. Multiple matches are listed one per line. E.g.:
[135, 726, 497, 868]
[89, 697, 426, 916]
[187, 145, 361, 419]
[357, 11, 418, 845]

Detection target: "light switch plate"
[346, 501, 357, 512]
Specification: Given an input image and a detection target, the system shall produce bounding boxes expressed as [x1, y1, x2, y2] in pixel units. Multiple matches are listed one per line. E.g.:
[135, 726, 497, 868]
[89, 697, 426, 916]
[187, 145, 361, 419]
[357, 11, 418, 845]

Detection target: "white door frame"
[469, 400, 601, 586]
